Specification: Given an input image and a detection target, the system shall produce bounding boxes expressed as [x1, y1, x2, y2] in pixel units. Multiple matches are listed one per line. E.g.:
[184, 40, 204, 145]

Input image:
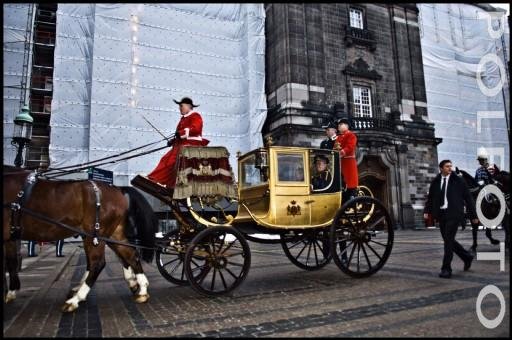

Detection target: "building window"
[349, 8, 364, 29]
[353, 86, 372, 118]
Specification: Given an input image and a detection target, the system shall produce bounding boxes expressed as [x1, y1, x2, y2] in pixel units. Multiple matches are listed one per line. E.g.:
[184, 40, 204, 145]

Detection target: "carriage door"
[308, 150, 342, 225]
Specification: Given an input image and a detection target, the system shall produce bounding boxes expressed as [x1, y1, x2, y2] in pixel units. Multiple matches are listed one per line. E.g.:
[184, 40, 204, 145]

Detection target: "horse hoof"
[5, 291, 16, 303]
[134, 294, 149, 303]
[61, 302, 78, 313]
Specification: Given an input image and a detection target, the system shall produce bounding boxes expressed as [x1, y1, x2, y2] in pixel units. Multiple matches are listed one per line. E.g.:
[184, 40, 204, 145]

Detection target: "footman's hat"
[337, 117, 350, 126]
[173, 97, 199, 107]
[322, 120, 337, 130]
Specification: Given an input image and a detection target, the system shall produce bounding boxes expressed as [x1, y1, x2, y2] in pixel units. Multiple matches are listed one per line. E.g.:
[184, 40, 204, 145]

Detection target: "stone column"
[395, 143, 416, 228]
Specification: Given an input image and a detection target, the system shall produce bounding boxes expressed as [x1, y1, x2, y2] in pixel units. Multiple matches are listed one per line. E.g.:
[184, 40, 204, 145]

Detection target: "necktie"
[440, 177, 447, 207]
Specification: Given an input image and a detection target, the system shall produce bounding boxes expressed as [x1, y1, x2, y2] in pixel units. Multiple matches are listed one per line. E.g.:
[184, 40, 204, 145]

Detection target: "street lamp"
[11, 105, 33, 168]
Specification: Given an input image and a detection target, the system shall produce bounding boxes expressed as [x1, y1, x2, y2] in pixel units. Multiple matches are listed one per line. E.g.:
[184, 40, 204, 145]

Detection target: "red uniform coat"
[334, 130, 358, 189]
[148, 111, 209, 188]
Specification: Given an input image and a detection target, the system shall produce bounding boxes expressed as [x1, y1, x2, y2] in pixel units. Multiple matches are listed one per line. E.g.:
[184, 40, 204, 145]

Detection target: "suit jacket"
[311, 170, 332, 190]
[424, 173, 477, 221]
[320, 136, 336, 150]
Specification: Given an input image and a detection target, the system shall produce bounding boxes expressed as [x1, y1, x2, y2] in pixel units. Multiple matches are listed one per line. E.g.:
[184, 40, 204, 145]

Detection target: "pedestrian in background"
[424, 159, 479, 278]
[27, 239, 65, 257]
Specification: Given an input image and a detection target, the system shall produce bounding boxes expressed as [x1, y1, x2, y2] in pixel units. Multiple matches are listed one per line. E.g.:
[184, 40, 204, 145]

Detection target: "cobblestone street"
[3, 228, 510, 337]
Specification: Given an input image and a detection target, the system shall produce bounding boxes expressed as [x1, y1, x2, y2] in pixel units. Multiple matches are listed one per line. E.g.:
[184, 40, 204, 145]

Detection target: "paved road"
[3, 228, 509, 337]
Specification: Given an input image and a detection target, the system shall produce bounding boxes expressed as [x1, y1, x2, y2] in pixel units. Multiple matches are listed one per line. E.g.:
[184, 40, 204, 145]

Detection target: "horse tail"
[120, 186, 158, 263]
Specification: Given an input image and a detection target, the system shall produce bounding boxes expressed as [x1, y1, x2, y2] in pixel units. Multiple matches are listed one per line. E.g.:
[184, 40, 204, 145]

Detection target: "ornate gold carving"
[265, 136, 274, 147]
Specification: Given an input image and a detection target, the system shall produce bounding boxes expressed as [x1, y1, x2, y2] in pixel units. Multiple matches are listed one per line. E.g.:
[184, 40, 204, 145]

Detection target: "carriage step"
[131, 175, 174, 205]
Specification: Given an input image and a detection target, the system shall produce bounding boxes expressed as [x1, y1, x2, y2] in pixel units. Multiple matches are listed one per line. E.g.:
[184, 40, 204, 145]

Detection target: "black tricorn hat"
[321, 120, 337, 130]
[337, 117, 350, 126]
[173, 97, 199, 107]
[314, 154, 330, 164]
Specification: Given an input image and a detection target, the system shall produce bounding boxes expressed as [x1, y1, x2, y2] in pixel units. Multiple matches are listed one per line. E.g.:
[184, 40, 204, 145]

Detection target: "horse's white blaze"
[135, 273, 149, 295]
[123, 266, 137, 289]
[65, 282, 91, 307]
[5, 290, 16, 302]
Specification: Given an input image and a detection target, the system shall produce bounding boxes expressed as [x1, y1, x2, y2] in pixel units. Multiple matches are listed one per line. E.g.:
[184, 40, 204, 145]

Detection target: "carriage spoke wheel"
[330, 196, 394, 278]
[185, 226, 251, 296]
[156, 229, 205, 285]
[184, 196, 238, 227]
[280, 229, 331, 271]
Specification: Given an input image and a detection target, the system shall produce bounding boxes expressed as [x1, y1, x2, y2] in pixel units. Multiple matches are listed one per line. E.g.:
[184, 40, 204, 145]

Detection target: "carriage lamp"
[11, 105, 33, 168]
[255, 149, 268, 168]
[255, 149, 269, 181]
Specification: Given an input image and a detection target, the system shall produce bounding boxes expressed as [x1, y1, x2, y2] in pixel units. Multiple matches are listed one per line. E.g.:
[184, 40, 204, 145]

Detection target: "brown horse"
[3, 165, 158, 312]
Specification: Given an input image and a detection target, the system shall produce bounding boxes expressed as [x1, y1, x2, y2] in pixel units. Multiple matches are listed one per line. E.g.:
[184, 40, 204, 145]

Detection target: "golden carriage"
[132, 144, 393, 296]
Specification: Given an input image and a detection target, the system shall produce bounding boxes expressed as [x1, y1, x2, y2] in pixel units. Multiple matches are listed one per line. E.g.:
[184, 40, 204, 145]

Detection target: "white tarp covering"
[418, 4, 510, 172]
[3, 3, 33, 165]
[50, 4, 266, 185]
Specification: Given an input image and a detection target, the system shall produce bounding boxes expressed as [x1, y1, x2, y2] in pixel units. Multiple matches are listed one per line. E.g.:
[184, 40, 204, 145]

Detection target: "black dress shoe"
[28, 254, 38, 257]
[464, 255, 474, 271]
[439, 270, 452, 278]
[56, 255, 65, 257]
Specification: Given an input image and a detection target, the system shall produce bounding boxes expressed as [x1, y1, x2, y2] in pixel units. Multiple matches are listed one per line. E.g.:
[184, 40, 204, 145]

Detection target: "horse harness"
[8, 171, 38, 239]
[7, 171, 104, 246]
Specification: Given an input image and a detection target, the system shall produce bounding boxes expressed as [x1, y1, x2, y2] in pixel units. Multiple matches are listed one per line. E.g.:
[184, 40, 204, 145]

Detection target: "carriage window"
[240, 154, 268, 188]
[277, 153, 305, 182]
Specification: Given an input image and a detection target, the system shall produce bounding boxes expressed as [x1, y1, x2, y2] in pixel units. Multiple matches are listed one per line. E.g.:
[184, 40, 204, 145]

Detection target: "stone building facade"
[263, 3, 441, 228]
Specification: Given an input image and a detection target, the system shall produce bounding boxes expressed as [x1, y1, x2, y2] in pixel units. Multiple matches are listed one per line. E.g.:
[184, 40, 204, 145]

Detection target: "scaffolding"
[25, 3, 57, 169]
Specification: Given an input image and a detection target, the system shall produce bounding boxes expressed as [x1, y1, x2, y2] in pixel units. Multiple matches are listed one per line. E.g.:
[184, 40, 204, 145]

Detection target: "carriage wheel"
[156, 229, 208, 286]
[357, 185, 374, 198]
[156, 229, 197, 285]
[280, 229, 331, 271]
[184, 196, 238, 227]
[184, 226, 251, 296]
[330, 196, 394, 278]
[356, 186, 375, 220]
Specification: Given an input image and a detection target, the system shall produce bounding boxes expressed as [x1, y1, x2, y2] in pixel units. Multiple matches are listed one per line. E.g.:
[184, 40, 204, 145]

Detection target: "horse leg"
[485, 227, 500, 245]
[68, 269, 90, 299]
[70, 236, 89, 294]
[4, 240, 21, 303]
[61, 240, 106, 313]
[107, 243, 138, 293]
[108, 242, 149, 303]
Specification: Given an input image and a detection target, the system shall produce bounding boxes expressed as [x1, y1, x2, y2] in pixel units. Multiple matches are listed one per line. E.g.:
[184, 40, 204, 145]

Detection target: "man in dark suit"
[320, 121, 338, 150]
[424, 159, 479, 278]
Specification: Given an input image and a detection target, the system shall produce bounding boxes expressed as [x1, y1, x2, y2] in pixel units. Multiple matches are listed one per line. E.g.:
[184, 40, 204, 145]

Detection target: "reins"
[3, 203, 158, 251]
[34, 136, 175, 179]
[44, 144, 170, 179]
